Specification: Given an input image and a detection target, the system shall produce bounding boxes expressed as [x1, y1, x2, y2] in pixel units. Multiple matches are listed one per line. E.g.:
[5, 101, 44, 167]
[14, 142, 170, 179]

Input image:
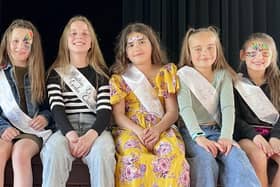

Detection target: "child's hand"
[142, 126, 160, 149]
[269, 137, 280, 156]
[218, 138, 233, 156]
[195, 136, 222, 157]
[134, 127, 145, 145]
[29, 115, 48, 131]
[253, 135, 273, 157]
[66, 130, 79, 157]
[75, 129, 98, 158]
[1, 127, 20, 141]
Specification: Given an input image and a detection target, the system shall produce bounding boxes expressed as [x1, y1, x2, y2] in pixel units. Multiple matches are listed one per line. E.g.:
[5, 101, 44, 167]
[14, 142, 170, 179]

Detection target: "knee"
[12, 148, 33, 167]
[193, 152, 218, 172]
[42, 133, 69, 159]
[271, 154, 280, 165]
[247, 148, 267, 165]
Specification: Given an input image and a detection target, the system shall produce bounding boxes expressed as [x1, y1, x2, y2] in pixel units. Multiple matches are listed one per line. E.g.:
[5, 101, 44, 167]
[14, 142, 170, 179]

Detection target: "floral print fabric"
[110, 63, 190, 187]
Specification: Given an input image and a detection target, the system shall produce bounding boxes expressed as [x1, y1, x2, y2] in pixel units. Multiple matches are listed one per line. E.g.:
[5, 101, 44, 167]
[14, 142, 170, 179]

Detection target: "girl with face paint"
[0, 19, 53, 187]
[110, 23, 190, 187]
[233, 33, 280, 187]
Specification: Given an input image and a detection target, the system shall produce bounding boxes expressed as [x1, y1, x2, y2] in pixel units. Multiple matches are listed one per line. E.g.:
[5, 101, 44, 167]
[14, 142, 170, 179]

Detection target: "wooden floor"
[4, 154, 90, 187]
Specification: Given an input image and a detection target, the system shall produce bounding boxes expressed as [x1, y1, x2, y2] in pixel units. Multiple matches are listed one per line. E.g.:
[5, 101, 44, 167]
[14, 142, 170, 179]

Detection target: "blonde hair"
[240, 33, 280, 111]
[111, 23, 168, 74]
[48, 15, 108, 79]
[178, 26, 237, 80]
[0, 19, 45, 103]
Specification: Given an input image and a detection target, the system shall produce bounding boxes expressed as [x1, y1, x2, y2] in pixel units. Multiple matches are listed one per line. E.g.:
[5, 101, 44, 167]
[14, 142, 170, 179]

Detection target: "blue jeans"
[41, 113, 116, 187]
[180, 125, 260, 187]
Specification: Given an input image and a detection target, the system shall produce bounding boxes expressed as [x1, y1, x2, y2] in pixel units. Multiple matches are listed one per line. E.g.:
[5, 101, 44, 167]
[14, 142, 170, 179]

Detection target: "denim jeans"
[180, 125, 261, 187]
[41, 113, 116, 187]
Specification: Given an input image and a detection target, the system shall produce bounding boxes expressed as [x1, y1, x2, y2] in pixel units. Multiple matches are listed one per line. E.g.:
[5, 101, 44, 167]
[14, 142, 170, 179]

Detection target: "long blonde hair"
[111, 23, 168, 74]
[178, 26, 237, 80]
[0, 19, 45, 104]
[48, 15, 108, 79]
[240, 33, 280, 111]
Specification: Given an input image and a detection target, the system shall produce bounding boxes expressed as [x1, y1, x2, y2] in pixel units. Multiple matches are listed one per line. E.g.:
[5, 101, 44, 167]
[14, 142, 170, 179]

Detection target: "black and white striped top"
[47, 66, 111, 135]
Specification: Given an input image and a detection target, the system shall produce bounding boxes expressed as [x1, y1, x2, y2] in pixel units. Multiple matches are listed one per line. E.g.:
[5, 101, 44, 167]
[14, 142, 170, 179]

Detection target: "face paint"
[126, 34, 148, 49]
[22, 31, 33, 50]
[246, 42, 271, 58]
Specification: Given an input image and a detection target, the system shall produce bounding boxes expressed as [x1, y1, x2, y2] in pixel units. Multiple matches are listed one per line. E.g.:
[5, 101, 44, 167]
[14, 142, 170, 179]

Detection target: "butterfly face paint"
[245, 42, 271, 58]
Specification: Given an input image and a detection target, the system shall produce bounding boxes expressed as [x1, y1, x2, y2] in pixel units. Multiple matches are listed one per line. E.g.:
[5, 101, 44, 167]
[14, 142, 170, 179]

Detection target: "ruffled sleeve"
[109, 74, 128, 105]
[155, 63, 179, 98]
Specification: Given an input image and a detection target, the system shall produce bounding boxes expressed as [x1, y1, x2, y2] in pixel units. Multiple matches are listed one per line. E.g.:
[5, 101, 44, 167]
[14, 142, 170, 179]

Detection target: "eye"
[82, 32, 89, 36]
[12, 39, 19, 44]
[127, 42, 134, 48]
[262, 51, 270, 57]
[193, 48, 202, 52]
[207, 46, 215, 51]
[246, 51, 257, 58]
[139, 39, 146, 44]
[70, 32, 77, 36]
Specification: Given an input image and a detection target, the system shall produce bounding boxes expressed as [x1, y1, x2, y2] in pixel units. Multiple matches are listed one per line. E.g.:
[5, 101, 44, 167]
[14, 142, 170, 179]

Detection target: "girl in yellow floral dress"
[110, 23, 190, 187]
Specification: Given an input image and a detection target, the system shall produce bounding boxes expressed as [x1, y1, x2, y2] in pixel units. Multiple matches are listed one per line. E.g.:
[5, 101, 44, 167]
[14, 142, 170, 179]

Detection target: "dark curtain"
[122, 0, 280, 69]
[0, 0, 122, 68]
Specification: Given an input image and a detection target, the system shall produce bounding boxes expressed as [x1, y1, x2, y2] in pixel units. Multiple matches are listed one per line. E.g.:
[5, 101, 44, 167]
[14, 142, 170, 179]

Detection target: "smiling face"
[67, 20, 91, 54]
[242, 40, 272, 72]
[8, 28, 33, 66]
[125, 32, 152, 65]
[188, 31, 217, 71]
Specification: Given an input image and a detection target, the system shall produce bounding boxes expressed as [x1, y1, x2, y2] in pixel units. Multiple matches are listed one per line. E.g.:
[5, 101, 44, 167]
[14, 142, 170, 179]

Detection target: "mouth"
[73, 41, 86, 46]
[251, 61, 265, 66]
[133, 52, 144, 57]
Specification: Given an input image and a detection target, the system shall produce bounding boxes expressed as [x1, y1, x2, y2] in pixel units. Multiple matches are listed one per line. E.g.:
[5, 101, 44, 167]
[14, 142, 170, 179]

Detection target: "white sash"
[55, 65, 97, 113]
[235, 75, 279, 125]
[177, 66, 220, 123]
[0, 70, 52, 143]
[122, 64, 164, 118]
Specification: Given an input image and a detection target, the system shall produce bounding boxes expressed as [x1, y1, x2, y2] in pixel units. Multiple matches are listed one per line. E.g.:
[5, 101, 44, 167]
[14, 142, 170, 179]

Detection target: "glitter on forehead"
[251, 42, 269, 51]
[127, 35, 144, 43]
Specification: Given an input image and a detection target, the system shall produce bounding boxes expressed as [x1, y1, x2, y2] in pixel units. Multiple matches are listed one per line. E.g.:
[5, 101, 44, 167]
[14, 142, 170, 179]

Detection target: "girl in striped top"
[41, 15, 116, 187]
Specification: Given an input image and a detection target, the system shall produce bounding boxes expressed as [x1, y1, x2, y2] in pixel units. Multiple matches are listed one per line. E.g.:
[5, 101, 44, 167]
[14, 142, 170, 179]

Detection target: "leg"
[239, 139, 268, 187]
[12, 138, 39, 187]
[40, 131, 75, 187]
[179, 127, 219, 187]
[218, 145, 261, 187]
[0, 139, 12, 187]
[83, 131, 116, 187]
[270, 154, 280, 187]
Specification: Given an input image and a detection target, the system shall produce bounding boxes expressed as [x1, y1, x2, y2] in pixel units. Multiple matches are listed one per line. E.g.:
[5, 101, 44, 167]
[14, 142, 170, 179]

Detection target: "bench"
[4, 155, 90, 187]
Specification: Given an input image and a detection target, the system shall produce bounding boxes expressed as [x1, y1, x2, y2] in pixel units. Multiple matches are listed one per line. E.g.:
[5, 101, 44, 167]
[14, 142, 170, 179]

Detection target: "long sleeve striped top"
[47, 65, 111, 136]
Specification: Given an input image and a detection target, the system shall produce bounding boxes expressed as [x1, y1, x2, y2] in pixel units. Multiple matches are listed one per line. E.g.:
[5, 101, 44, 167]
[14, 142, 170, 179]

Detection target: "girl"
[233, 33, 280, 187]
[110, 23, 190, 187]
[177, 26, 260, 187]
[41, 16, 115, 187]
[0, 19, 53, 187]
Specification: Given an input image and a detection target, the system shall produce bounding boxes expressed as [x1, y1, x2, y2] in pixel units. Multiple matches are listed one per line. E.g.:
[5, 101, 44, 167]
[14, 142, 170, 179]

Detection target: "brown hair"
[111, 23, 168, 74]
[0, 19, 45, 103]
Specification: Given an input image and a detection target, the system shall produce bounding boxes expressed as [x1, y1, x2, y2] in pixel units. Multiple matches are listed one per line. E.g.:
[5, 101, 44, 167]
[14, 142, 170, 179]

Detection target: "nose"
[255, 51, 265, 59]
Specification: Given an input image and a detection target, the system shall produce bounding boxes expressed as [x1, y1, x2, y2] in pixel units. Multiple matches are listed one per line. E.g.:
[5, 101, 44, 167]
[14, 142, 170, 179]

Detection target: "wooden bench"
[4, 155, 90, 187]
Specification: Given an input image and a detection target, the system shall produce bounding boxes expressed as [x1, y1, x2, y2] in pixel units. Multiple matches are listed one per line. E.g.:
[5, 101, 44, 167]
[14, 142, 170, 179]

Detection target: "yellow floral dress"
[110, 63, 190, 187]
